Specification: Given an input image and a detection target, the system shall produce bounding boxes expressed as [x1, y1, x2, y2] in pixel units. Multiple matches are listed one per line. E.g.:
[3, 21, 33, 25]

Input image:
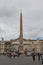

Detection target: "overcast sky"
[0, 0, 43, 40]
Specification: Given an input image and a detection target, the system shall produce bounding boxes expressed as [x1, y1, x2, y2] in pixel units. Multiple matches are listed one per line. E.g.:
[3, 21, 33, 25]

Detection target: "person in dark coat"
[24, 48, 27, 56]
[17, 46, 20, 57]
[32, 53, 35, 61]
[32, 48, 35, 61]
[41, 54, 43, 64]
[38, 53, 41, 61]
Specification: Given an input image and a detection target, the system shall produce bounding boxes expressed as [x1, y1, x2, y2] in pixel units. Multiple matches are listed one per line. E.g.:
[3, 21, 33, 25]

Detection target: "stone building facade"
[0, 39, 43, 54]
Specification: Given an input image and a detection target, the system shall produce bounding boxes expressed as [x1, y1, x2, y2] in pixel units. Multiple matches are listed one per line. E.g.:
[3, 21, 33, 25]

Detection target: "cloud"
[0, 0, 18, 18]
[0, 0, 43, 40]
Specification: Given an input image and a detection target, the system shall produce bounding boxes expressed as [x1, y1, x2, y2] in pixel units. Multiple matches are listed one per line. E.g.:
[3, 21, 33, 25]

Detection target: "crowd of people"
[32, 53, 43, 64]
[3, 48, 43, 64]
[31, 48, 43, 64]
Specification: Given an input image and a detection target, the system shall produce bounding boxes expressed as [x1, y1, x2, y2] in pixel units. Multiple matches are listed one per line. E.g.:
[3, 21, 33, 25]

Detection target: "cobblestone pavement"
[0, 55, 42, 65]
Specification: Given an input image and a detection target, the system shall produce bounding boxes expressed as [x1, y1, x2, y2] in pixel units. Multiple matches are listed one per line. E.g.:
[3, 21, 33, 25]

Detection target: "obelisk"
[18, 11, 23, 52]
[20, 11, 23, 44]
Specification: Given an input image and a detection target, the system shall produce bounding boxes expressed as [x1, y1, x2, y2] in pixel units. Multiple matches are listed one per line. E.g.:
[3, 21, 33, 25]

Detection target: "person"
[18, 49, 21, 57]
[32, 48, 35, 61]
[38, 53, 41, 61]
[24, 48, 27, 56]
[9, 52, 12, 58]
[41, 54, 43, 64]
[32, 53, 35, 61]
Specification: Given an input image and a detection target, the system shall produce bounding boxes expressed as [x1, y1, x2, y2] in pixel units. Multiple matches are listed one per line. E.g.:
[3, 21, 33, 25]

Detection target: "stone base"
[18, 44, 24, 53]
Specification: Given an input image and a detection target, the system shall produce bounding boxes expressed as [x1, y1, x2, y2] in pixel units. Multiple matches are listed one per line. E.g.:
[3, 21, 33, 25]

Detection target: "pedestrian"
[18, 49, 20, 57]
[32, 53, 35, 61]
[24, 48, 27, 56]
[32, 48, 35, 61]
[38, 53, 41, 61]
[41, 54, 43, 64]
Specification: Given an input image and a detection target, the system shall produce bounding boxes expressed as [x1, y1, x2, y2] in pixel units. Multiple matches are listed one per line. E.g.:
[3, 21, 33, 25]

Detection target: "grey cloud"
[0, 30, 5, 33]
[0, 0, 43, 40]
[0, 0, 18, 18]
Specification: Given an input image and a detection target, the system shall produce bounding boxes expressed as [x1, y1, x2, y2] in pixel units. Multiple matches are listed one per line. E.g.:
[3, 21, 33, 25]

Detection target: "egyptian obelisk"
[18, 11, 23, 52]
[20, 11, 23, 44]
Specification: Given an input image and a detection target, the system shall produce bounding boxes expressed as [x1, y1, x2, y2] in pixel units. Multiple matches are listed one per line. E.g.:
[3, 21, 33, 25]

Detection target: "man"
[32, 53, 35, 61]
[38, 53, 41, 61]
[41, 54, 43, 64]
[24, 48, 27, 56]
[32, 48, 35, 61]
